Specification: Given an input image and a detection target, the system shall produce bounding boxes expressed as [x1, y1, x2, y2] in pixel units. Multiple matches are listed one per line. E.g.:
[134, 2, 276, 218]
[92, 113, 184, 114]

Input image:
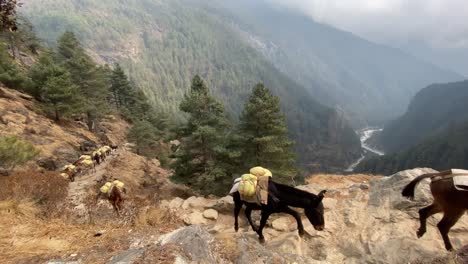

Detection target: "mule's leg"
[233, 194, 242, 232]
[244, 207, 258, 232]
[417, 203, 441, 238]
[257, 211, 271, 243]
[437, 211, 464, 251]
[282, 207, 305, 236]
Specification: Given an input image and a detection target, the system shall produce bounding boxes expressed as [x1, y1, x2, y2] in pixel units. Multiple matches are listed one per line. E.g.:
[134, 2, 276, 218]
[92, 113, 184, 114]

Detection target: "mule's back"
[430, 178, 468, 210]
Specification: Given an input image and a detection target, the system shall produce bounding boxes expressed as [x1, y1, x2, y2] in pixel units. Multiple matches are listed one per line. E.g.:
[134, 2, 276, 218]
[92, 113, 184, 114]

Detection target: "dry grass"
[215, 233, 241, 263]
[0, 171, 68, 217]
[0, 200, 39, 218]
[134, 206, 182, 233]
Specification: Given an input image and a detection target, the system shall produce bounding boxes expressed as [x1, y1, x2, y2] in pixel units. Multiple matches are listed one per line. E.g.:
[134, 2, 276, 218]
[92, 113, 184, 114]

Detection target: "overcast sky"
[266, 0, 468, 50]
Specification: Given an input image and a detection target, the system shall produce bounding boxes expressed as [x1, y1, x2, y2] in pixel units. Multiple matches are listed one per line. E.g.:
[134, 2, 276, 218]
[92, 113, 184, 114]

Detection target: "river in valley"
[345, 127, 385, 172]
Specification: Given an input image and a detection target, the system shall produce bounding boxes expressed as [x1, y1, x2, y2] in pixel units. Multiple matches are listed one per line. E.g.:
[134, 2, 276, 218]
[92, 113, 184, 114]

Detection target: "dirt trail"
[66, 152, 118, 209]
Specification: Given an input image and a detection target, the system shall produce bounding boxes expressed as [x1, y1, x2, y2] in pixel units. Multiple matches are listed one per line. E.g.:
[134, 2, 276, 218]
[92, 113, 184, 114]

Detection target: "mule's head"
[305, 190, 326, 231]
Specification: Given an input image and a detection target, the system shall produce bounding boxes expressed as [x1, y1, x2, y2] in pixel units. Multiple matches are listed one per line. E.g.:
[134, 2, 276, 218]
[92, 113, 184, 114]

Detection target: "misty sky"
[266, 0, 468, 76]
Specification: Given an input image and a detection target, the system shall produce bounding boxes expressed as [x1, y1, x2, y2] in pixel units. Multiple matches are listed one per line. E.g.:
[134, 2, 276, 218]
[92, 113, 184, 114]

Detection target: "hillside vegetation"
[356, 80, 468, 174]
[376, 80, 468, 153]
[21, 0, 362, 172]
[208, 0, 462, 125]
[356, 122, 468, 175]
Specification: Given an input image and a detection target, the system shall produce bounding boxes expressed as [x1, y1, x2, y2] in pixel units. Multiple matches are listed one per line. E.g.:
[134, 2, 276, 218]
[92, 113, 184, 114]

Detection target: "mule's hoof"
[298, 230, 305, 237]
[416, 229, 425, 238]
[259, 237, 265, 244]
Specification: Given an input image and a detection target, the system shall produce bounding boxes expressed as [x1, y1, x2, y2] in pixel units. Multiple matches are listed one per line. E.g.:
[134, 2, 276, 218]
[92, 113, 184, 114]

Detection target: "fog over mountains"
[264, 0, 468, 76]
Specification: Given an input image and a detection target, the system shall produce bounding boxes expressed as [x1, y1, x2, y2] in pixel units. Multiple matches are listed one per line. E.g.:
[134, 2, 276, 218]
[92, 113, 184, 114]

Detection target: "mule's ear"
[317, 190, 327, 202]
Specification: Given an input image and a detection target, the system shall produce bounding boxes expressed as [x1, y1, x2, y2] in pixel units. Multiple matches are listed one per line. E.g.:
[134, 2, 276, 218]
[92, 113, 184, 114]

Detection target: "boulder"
[108, 248, 145, 264]
[203, 209, 219, 220]
[158, 226, 218, 263]
[182, 196, 216, 210]
[271, 217, 291, 232]
[162, 197, 184, 210]
[211, 196, 234, 214]
[36, 157, 57, 171]
[183, 212, 208, 225]
[369, 168, 436, 210]
[54, 148, 79, 164]
[79, 140, 97, 152]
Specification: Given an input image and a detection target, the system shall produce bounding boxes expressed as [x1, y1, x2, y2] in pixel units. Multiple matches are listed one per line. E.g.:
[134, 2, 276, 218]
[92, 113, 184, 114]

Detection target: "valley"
[345, 127, 384, 172]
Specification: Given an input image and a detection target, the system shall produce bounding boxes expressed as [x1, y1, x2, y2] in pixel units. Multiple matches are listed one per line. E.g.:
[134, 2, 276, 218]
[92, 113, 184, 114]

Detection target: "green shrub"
[0, 135, 40, 171]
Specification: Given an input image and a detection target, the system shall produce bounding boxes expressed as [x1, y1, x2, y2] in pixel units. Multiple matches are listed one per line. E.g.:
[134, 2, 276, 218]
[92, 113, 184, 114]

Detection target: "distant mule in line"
[402, 169, 468, 251]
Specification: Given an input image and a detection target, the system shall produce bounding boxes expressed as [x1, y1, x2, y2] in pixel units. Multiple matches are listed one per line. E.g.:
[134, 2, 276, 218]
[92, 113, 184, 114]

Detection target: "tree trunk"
[86, 111, 95, 132]
[55, 107, 60, 122]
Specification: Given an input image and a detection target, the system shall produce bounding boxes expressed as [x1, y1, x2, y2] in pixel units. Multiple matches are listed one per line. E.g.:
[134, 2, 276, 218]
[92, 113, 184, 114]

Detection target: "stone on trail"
[158, 225, 218, 263]
[203, 209, 219, 220]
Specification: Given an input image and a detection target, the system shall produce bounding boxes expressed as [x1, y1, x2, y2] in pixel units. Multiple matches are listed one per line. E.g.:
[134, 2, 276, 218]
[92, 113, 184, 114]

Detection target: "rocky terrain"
[1, 86, 467, 263]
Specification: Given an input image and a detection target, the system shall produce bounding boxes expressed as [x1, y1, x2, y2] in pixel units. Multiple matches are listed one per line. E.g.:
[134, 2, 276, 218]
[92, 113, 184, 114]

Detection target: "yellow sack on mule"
[100, 182, 112, 194]
[113, 180, 125, 192]
[250, 166, 272, 177]
[239, 174, 257, 197]
[250, 167, 265, 176]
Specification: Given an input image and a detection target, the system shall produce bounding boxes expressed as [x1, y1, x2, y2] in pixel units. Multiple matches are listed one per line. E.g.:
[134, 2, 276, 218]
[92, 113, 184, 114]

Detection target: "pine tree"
[56, 31, 110, 130]
[0, 42, 28, 89]
[172, 75, 232, 195]
[42, 72, 80, 121]
[127, 119, 159, 155]
[110, 63, 133, 108]
[0, 0, 20, 32]
[28, 51, 65, 100]
[238, 83, 297, 184]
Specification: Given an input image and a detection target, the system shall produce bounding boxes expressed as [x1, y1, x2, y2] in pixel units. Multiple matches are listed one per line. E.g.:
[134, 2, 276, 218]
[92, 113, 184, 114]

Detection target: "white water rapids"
[345, 128, 385, 172]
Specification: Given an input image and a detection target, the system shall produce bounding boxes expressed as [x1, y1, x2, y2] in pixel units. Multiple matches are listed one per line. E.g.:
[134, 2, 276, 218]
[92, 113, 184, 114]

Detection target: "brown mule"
[402, 170, 468, 251]
[108, 186, 125, 216]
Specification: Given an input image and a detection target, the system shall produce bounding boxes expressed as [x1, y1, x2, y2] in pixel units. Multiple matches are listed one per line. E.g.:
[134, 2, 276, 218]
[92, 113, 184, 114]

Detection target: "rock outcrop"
[157, 168, 468, 264]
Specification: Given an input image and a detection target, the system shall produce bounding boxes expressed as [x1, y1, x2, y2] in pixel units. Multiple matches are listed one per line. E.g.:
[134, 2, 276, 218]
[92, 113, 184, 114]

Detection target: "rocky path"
[65, 151, 118, 213]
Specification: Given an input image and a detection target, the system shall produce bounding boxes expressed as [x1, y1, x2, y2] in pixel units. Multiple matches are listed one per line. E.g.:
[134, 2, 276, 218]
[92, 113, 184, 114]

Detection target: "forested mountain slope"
[376, 80, 468, 153]
[356, 122, 468, 175]
[21, 0, 361, 172]
[202, 0, 462, 125]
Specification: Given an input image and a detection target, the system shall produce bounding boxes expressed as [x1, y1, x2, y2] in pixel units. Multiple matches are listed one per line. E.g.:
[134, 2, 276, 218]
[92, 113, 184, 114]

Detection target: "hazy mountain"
[21, 0, 362, 173]
[356, 80, 468, 174]
[376, 80, 468, 154]
[202, 0, 463, 126]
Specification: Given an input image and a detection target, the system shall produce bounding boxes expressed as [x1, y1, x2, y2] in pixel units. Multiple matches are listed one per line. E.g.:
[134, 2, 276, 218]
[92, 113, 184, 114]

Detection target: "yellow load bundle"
[60, 172, 70, 179]
[102, 146, 111, 152]
[238, 174, 257, 197]
[100, 181, 125, 194]
[113, 180, 125, 191]
[80, 159, 94, 166]
[250, 167, 272, 177]
[93, 150, 101, 156]
[80, 155, 92, 161]
[62, 164, 76, 172]
[100, 182, 113, 193]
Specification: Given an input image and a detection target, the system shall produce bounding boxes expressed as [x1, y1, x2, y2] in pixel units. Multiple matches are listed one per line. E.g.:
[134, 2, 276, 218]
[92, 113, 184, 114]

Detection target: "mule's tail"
[402, 174, 433, 200]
